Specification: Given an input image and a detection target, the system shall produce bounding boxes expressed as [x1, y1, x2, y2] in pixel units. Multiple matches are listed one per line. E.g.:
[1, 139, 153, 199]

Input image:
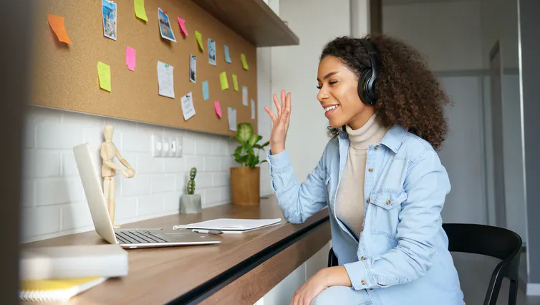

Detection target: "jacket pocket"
[369, 189, 408, 238]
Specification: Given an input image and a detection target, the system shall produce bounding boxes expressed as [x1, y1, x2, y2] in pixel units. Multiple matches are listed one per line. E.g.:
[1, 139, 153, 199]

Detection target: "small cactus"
[187, 167, 197, 195]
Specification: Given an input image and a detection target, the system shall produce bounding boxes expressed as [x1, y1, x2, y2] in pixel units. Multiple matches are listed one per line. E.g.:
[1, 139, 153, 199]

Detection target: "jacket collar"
[338, 124, 407, 153]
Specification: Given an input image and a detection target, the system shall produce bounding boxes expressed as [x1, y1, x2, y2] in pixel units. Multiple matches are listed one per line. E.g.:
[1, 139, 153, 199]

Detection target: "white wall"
[383, 0, 483, 72]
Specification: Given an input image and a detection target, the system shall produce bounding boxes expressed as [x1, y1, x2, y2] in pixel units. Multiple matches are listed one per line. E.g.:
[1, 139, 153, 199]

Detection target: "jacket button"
[368, 168, 373, 172]
[361, 280, 366, 285]
[386, 200, 390, 205]
[375, 145, 379, 149]
[366, 198, 370, 204]
[361, 256, 366, 260]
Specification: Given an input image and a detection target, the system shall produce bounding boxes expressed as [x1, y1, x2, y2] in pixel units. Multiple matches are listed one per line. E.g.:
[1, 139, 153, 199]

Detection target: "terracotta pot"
[230, 167, 260, 206]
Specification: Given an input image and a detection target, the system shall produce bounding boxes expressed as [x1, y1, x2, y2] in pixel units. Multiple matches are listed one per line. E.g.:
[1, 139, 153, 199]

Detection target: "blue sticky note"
[224, 45, 232, 63]
[202, 81, 209, 101]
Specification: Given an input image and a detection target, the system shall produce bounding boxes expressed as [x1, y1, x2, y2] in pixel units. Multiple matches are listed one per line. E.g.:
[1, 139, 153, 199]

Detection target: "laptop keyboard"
[115, 230, 168, 244]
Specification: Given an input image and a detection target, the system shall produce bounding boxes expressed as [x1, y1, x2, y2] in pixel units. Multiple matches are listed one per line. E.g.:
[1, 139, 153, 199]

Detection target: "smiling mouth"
[324, 105, 339, 112]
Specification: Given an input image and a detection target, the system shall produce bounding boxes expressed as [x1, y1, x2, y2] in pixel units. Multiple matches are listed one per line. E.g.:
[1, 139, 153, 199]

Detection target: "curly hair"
[320, 34, 449, 150]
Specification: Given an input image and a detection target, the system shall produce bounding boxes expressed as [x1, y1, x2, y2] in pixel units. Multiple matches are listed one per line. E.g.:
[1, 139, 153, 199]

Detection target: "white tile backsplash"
[22, 106, 272, 243]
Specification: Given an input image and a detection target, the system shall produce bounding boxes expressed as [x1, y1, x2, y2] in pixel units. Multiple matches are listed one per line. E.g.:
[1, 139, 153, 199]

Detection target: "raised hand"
[264, 89, 291, 155]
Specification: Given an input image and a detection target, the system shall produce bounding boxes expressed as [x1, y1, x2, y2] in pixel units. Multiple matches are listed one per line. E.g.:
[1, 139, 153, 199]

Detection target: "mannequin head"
[104, 125, 114, 142]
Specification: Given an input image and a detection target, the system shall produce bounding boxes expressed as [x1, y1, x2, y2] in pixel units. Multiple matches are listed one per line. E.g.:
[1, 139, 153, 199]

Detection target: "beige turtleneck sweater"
[336, 114, 388, 239]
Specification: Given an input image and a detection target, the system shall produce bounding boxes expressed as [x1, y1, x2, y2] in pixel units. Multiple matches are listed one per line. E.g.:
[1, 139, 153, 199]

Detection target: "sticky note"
[47, 14, 72, 44]
[241, 54, 249, 70]
[232, 74, 238, 91]
[215, 101, 222, 118]
[195, 31, 204, 51]
[126, 46, 136, 71]
[224, 45, 232, 63]
[157, 61, 175, 98]
[251, 99, 256, 119]
[228, 107, 237, 131]
[202, 81, 209, 101]
[242, 86, 248, 106]
[177, 17, 188, 36]
[220, 72, 229, 90]
[97, 61, 111, 92]
[134, 0, 148, 21]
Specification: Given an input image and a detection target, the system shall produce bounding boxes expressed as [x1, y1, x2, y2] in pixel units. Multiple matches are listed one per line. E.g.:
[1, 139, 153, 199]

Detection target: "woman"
[264, 34, 465, 305]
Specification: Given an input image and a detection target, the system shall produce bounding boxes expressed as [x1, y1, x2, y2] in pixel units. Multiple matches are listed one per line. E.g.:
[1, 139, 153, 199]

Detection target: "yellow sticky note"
[232, 74, 238, 91]
[97, 61, 111, 92]
[220, 72, 229, 90]
[241, 54, 249, 70]
[195, 31, 204, 51]
[134, 0, 148, 21]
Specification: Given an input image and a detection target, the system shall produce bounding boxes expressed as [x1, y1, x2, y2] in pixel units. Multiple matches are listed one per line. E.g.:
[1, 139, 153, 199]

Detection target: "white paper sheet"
[228, 107, 237, 131]
[172, 218, 282, 232]
[157, 61, 175, 98]
[181, 92, 196, 120]
[242, 86, 248, 106]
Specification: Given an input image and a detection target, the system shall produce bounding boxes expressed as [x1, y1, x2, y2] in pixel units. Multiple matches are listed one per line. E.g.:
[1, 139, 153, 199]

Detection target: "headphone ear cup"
[358, 69, 375, 105]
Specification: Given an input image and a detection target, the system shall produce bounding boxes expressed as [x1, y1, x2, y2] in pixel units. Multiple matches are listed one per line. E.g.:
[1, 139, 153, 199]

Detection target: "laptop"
[73, 143, 221, 249]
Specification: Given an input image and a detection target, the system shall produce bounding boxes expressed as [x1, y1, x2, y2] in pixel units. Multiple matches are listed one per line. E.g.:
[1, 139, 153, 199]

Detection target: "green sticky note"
[97, 61, 111, 92]
[220, 72, 229, 90]
[134, 0, 148, 22]
[195, 31, 204, 51]
[241, 54, 249, 70]
[232, 74, 238, 91]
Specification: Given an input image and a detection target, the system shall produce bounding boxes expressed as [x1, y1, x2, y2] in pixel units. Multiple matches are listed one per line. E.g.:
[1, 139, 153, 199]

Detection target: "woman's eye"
[329, 81, 338, 85]
[316, 85, 322, 89]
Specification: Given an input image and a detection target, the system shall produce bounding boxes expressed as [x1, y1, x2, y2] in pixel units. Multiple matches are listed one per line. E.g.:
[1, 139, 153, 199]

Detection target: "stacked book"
[19, 244, 128, 302]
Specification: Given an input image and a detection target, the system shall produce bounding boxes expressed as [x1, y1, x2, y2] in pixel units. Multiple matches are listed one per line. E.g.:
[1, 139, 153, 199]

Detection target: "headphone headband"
[357, 38, 380, 105]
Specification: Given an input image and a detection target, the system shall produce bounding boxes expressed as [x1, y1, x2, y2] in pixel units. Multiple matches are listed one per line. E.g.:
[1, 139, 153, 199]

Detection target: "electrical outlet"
[170, 138, 177, 157]
[176, 137, 182, 157]
[162, 137, 170, 157]
[152, 135, 162, 157]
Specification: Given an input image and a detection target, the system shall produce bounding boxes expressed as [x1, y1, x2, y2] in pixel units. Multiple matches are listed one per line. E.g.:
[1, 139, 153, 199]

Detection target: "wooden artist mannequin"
[101, 125, 135, 228]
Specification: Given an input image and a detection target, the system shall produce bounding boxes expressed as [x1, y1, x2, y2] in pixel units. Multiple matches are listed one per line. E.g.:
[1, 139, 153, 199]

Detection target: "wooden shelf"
[191, 0, 299, 47]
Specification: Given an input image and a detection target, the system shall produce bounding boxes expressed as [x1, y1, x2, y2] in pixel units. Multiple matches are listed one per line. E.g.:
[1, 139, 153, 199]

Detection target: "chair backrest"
[443, 223, 522, 261]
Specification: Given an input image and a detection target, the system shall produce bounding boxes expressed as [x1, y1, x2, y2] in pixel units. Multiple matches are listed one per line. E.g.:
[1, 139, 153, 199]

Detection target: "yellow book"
[20, 277, 106, 302]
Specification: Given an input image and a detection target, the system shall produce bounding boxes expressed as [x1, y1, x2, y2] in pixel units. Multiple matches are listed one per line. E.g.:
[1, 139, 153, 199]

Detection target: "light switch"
[162, 137, 170, 157]
[152, 135, 162, 157]
[176, 137, 182, 157]
[170, 138, 177, 157]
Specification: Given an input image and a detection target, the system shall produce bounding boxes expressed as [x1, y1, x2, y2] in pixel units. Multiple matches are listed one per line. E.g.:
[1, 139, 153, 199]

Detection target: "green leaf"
[260, 160, 268, 164]
[248, 134, 262, 146]
[242, 142, 254, 154]
[253, 144, 262, 149]
[260, 141, 269, 148]
[234, 146, 243, 155]
[237, 123, 253, 142]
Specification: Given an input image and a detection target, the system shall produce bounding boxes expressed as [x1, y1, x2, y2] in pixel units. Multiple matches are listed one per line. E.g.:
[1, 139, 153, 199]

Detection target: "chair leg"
[509, 279, 518, 305]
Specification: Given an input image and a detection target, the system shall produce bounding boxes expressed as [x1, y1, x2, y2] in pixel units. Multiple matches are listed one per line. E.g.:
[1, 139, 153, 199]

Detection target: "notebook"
[172, 218, 282, 233]
[20, 276, 106, 302]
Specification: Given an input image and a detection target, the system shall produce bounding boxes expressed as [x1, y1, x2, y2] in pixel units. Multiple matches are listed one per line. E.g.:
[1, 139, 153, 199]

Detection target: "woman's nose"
[317, 88, 329, 102]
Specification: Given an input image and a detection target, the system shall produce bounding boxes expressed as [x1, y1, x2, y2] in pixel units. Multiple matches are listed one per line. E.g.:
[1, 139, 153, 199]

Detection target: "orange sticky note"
[214, 101, 222, 118]
[47, 14, 72, 44]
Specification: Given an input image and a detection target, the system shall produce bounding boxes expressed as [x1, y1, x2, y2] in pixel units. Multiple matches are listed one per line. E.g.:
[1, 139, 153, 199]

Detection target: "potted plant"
[180, 167, 201, 213]
[230, 122, 269, 206]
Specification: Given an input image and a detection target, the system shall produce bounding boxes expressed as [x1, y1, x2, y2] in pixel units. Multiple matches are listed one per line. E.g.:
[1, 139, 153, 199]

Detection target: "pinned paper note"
[157, 61, 175, 98]
[47, 14, 72, 44]
[228, 107, 237, 131]
[220, 72, 229, 90]
[208, 39, 216, 66]
[189, 54, 196, 83]
[251, 99, 256, 119]
[134, 0, 148, 21]
[126, 46, 136, 71]
[181, 92, 196, 121]
[202, 81, 209, 101]
[241, 54, 249, 70]
[224, 45, 232, 63]
[102, 0, 117, 40]
[232, 74, 239, 91]
[242, 86, 248, 106]
[215, 101, 222, 118]
[195, 31, 204, 51]
[97, 61, 111, 92]
[177, 17, 188, 36]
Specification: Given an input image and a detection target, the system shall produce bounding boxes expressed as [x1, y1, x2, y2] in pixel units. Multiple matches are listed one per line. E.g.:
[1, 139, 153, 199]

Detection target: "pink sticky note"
[214, 101, 222, 118]
[126, 46, 136, 71]
[177, 17, 188, 36]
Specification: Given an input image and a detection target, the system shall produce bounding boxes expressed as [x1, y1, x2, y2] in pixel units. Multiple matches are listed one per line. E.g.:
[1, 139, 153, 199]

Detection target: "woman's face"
[317, 55, 374, 130]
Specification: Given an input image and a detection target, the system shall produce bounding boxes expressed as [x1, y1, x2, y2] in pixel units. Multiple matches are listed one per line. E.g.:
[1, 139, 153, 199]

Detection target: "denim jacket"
[267, 125, 465, 305]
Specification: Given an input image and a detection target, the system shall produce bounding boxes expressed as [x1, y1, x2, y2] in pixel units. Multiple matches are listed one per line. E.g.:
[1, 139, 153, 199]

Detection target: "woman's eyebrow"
[316, 71, 338, 82]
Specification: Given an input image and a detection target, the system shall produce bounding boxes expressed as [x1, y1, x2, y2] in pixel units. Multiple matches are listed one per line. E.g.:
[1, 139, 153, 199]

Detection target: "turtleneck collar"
[345, 114, 387, 150]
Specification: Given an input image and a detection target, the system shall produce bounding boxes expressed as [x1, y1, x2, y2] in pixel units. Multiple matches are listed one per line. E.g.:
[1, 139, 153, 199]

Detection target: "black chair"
[327, 223, 522, 305]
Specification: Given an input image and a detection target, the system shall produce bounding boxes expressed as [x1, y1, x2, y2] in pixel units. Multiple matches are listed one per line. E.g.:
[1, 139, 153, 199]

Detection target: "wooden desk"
[24, 196, 331, 305]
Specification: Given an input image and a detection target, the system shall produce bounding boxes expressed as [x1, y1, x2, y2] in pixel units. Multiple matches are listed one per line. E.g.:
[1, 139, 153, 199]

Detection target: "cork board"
[31, 0, 258, 136]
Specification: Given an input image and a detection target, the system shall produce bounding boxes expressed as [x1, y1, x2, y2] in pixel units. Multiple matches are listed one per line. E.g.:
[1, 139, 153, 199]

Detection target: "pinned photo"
[208, 39, 216, 66]
[158, 7, 176, 42]
[102, 0, 117, 40]
[190, 54, 197, 83]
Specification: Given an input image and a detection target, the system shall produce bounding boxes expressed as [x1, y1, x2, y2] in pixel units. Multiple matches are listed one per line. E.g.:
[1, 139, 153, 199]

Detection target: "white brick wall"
[21, 106, 272, 243]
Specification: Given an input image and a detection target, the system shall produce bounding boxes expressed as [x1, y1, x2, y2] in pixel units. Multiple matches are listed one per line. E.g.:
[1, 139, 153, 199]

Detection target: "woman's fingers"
[285, 92, 291, 127]
[273, 94, 282, 117]
[264, 106, 277, 123]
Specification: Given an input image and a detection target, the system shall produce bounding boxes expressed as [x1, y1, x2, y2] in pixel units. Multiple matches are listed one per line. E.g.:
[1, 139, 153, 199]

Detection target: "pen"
[192, 229, 223, 235]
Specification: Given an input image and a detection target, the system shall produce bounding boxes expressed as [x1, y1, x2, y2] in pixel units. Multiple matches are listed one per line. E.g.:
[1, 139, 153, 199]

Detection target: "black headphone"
[357, 38, 380, 106]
